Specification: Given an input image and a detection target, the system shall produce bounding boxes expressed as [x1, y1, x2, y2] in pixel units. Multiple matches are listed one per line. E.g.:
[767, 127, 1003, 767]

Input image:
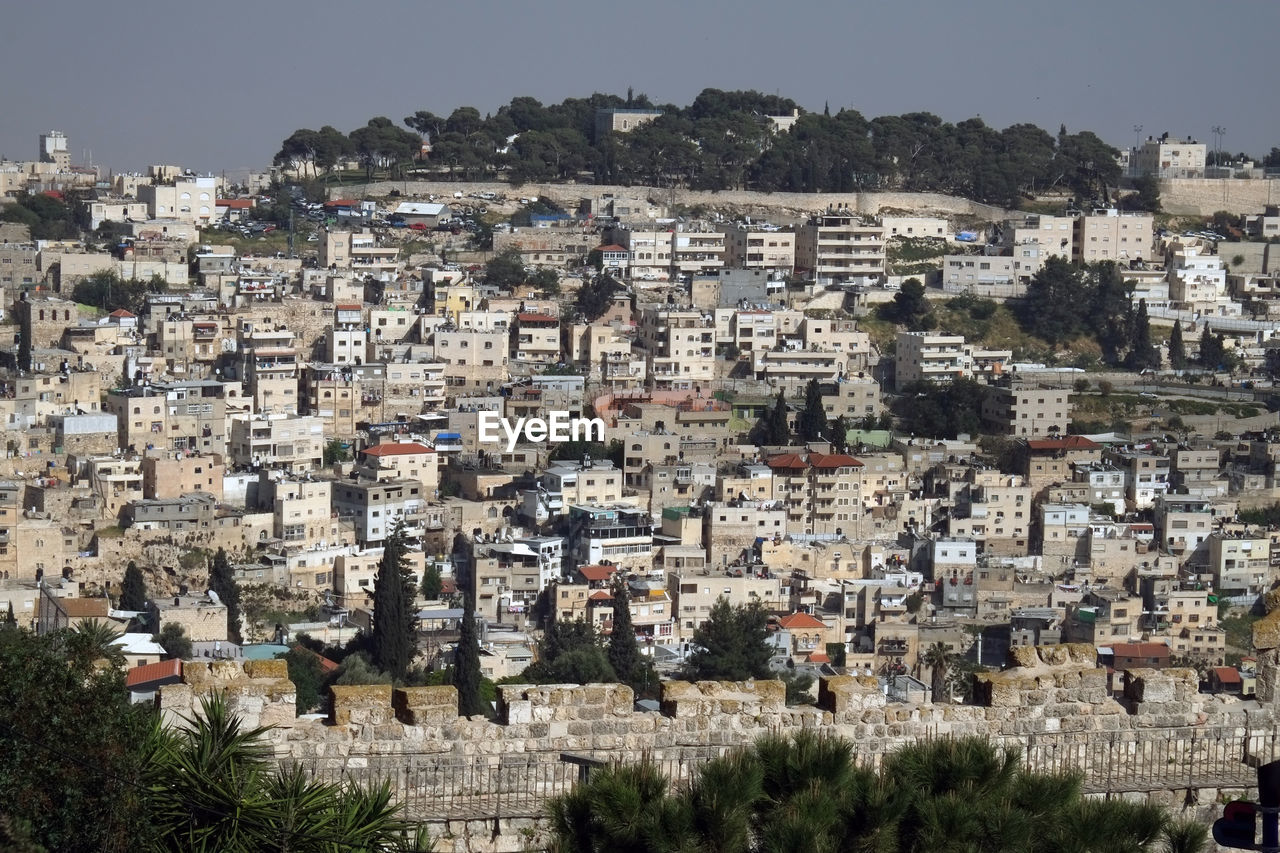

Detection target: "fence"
[292, 724, 1267, 821]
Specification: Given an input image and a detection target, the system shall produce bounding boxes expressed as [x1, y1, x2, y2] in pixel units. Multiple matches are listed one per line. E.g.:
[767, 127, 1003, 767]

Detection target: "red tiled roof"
[1111, 642, 1170, 659]
[216, 198, 253, 209]
[766, 453, 807, 471]
[1213, 666, 1242, 684]
[108, 308, 136, 318]
[517, 313, 559, 323]
[589, 590, 614, 602]
[325, 199, 358, 208]
[578, 565, 617, 582]
[361, 442, 433, 457]
[335, 303, 363, 311]
[293, 645, 339, 673]
[778, 612, 825, 630]
[809, 453, 863, 470]
[806, 651, 830, 664]
[596, 244, 627, 252]
[125, 658, 182, 688]
[1025, 436, 1100, 451]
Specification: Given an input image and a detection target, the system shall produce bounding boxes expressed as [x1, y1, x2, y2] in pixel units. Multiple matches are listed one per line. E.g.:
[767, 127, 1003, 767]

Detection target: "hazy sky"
[2, 0, 1276, 176]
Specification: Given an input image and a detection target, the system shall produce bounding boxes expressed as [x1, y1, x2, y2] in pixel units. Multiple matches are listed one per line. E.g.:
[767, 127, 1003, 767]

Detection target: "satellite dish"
[207, 589, 222, 605]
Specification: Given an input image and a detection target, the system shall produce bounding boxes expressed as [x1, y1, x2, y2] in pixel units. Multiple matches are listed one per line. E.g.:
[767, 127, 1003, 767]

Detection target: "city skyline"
[2, 0, 1277, 176]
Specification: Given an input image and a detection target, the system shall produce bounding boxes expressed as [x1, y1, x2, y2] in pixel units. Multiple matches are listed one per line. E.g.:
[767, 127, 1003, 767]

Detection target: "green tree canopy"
[795, 378, 827, 441]
[154, 623, 192, 661]
[370, 522, 417, 681]
[683, 598, 772, 682]
[453, 593, 486, 717]
[521, 616, 618, 685]
[549, 731, 1194, 853]
[120, 560, 147, 611]
[207, 547, 242, 645]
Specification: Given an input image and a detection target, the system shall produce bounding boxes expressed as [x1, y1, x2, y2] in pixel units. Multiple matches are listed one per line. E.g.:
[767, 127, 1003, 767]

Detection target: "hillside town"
[3, 119, 1280, 716]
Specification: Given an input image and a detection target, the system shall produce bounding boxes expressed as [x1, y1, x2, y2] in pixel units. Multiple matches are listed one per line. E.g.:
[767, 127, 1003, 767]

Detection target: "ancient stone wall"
[327, 181, 1016, 222]
[157, 642, 1277, 851]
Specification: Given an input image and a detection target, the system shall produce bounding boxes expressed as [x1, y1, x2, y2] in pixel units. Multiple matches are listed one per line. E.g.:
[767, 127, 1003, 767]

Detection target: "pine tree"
[207, 548, 242, 644]
[370, 522, 416, 681]
[607, 576, 641, 686]
[454, 592, 486, 717]
[421, 562, 443, 601]
[796, 378, 826, 441]
[1168, 321, 1187, 370]
[119, 561, 146, 611]
[4, 601, 14, 629]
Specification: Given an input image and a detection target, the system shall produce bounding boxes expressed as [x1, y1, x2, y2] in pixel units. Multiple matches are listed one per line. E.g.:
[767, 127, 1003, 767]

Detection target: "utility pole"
[1132, 125, 1143, 177]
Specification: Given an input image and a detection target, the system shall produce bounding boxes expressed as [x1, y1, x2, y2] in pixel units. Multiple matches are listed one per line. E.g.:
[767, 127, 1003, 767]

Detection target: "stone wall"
[328, 180, 1016, 222]
[1159, 178, 1280, 217]
[157, 642, 1275, 851]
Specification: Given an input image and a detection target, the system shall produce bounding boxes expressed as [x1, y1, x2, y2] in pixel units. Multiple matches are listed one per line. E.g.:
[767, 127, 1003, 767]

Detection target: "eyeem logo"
[477, 410, 606, 452]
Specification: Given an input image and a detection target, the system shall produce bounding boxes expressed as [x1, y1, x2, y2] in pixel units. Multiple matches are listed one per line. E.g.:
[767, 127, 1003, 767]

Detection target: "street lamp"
[1132, 125, 1143, 176]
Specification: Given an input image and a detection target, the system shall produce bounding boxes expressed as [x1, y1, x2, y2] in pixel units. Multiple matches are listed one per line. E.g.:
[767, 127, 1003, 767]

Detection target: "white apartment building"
[796, 210, 885, 285]
[1073, 209, 1153, 264]
[636, 308, 716, 391]
[1168, 244, 1240, 317]
[894, 331, 972, 386]
[1134, 136, 1206, 179]
[725, 227, 796, 276]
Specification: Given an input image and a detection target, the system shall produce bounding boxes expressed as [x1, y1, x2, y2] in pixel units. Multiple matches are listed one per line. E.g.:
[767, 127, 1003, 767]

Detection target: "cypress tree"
[454, 592, 485, 716]
[827, 415, 852, 453]
[607, 576, 641, 686]
[796, 378, 827, 441]
[1124, 299, 1159, 371]
[760, 390, 791, 446]
[207, 548, 242, 644]
[1168, 321, 1187, 370]
[370, 522, 415, 681]
[119, 561, 147, 611]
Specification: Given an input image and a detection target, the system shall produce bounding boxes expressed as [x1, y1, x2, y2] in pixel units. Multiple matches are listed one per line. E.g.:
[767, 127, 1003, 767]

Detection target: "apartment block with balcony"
[795, 210, 885, 285]
[1134, 136, 1206, 179]
[105, 381, 228, 455]
[513, 313, 561, 368]
[1108, 448, 1171, 511]
[1153, 494, 1215, 563]
[725, 226, 795, 276]
[635, 308, 716, 391]
[1073, 209, 1154, 264]
[322, 230, 400, 279]
[670, 230, 726, 278]
[894, 331, 972, 386]
[260, 476, 336, 549]
[522, 460, 625, 524]
[426, 326, 510, 393]
[567, 504, 655, 575]
[332, 478, 430, 549]
[980, 385, 1071, 438]
[1208, 533, 1271, 597]
[228, 413, 325, 473]
[1064, 588, 1143, 644]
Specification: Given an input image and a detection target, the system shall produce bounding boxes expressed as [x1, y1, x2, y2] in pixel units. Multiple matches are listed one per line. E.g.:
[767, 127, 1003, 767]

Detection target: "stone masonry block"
[818, 676, 885, 715]
[1123, 669, 1180, 705]
[244, 659, 290, 680]
[393, 686, 458, 725]
[1255, 611, 1280, 652]
[330, 684, 394, 727]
